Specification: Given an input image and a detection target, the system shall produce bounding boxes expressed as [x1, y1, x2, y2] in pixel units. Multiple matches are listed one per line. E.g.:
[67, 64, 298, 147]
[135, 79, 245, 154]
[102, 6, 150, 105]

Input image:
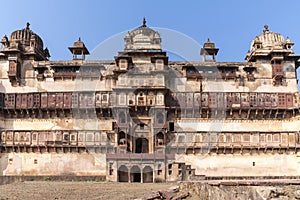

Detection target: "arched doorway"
[156, 132, 164, 146]
[119, 111, 126, 123]
[135, 138, 149, 153]
[118, 131, 126, 145]
[130, 165, 141, 182]
[157, 112, 164, 124]
[118, 165, 129, 182]
[143, 166, 153, 183]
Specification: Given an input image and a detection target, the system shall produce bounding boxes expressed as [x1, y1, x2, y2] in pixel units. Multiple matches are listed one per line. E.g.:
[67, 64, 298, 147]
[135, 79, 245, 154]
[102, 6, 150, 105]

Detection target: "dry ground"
[0, 181, 175, 200]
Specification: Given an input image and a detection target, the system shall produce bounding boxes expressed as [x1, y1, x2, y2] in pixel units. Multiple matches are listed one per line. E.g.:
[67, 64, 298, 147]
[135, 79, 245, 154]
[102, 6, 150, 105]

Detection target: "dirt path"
[0, 181, 175, 200]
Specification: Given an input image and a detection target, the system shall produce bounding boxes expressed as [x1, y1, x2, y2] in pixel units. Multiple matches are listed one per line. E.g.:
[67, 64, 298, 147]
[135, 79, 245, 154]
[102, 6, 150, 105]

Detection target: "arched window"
[128, 93, 135, 105]
[138, 93, 145, 105]
[119, 112, 126, 124]
[155, 59, 164, 70]
[157, 113, 164, 124]
[119, 59, 128, 70]
[118, 131, 126, 145]
[118, 165, 129, 182]
[156, 132, 164, 146]
[119, 93, 126, 105]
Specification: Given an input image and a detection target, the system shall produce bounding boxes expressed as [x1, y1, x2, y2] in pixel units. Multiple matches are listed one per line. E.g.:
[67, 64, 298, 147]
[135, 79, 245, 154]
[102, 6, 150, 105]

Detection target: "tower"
[200, 38, 219, 62]
[68, 37, 89, 60]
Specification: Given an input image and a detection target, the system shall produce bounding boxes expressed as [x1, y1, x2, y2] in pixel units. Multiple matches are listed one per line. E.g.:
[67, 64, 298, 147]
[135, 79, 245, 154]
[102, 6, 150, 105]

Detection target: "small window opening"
[140, 124, 144, 130]
[109, 163, 113, 175]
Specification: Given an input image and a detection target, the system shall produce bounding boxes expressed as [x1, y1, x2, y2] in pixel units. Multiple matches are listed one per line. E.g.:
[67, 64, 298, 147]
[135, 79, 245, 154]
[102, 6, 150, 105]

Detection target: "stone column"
[152, 165, 155, 183]
[141, 166, 143, 183]
[128, 168, 131, 183]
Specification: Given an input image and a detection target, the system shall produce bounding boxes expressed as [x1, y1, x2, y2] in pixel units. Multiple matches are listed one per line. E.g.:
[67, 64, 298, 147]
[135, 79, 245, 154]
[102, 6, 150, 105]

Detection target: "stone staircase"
[170, 162, 205, 181]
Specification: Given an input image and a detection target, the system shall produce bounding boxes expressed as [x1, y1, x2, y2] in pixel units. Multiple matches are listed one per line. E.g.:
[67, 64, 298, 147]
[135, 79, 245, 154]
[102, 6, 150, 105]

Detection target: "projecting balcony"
[53, 72, 77, 79]
[272, 64, 284, 78]
[106, 153, 175, 161]
[272, 73, 284, 79]
[7, 70, 16, 77]
[77, 72, 101, 78]
[36, 74, 44, 81]
[186, 71, 202, 79]
[221, 72, 236, 80]
[247, 74, 255, 81]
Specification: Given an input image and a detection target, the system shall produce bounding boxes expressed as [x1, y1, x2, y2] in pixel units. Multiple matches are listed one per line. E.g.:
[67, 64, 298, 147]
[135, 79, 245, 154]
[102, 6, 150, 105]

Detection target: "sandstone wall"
[176, 154, 300, 177]
[0, 152, 106, 176]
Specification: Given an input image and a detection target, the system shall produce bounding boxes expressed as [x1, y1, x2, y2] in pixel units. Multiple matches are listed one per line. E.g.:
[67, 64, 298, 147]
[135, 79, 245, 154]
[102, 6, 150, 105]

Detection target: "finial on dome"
[263, 24, 269, 33]
[207, 38, 211, 42]
[142, 17, 147, 27]
[26, 22, 30, 30]
[78, 37, 81, 41]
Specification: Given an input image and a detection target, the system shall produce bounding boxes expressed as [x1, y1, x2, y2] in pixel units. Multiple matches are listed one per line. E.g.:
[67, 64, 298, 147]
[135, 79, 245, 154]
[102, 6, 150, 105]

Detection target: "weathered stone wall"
[0, 175, 105, 185]
[177, 118, 300, 132]
[0, 152, 106, 176]
[176, 154, 300, 177]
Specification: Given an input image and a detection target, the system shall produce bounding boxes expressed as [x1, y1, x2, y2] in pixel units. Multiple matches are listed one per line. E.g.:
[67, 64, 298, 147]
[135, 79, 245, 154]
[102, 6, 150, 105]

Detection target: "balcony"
[186, 71, 201, 79]
[247, 74, 255, 81]
[272, 64, 284, 78]
[77, 72, 101, 78]
[106, 153, 175, 160]
[36, 74, 44, 81]
[221, 72, 236, 80]
[53, 72, 77, 79]
[7, 70, 16, 77]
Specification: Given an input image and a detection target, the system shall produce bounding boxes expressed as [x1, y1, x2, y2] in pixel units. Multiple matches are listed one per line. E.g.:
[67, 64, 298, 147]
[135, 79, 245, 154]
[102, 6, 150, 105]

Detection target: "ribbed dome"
[246, 25, 294, 62]
[250, 25, 284, 50]
[10, 22, 44, 52]
[124, 18, 161, 51]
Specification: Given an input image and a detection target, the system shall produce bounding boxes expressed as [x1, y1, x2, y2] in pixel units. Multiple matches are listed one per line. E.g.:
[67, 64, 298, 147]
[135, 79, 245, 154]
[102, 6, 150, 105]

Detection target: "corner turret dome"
[246, 25, 294, 62]
[10, 22, 44, 52]
[250, 25, 284, 50]
[1, 22, 51, 61]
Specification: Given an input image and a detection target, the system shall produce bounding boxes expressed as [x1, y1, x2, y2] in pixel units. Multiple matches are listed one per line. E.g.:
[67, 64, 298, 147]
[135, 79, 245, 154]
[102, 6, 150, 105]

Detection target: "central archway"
[130, 166, 141, 182]
[135, 138, 149, 153]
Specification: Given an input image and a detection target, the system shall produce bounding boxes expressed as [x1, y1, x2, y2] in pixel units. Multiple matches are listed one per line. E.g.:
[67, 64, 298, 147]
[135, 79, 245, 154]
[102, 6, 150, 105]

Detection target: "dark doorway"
[136, 138, 149, 153]
[130, 166, 141, 182]
[118, 165, 129, 182]
[143, 166, 153, 183]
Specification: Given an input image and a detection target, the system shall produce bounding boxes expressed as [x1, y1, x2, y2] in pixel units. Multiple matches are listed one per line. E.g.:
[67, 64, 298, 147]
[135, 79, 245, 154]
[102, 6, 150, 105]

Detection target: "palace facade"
[0, 20, 300, 182]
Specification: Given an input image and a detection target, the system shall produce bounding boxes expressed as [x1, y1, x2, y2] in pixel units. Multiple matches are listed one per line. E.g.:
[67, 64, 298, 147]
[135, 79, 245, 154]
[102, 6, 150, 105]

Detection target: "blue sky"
[1, 0, 300, 62]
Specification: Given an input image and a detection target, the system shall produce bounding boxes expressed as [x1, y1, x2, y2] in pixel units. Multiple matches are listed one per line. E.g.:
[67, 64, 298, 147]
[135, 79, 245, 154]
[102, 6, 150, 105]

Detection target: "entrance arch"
[135, 138, 149, 153]
[143, 166, 153, 183]
[118, 165, 129, 182]
[130, 165, 141, 182]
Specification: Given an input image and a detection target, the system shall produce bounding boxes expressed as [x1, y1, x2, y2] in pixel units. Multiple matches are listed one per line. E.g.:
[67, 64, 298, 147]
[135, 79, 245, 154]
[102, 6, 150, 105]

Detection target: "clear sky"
[1, 0, 300, 62]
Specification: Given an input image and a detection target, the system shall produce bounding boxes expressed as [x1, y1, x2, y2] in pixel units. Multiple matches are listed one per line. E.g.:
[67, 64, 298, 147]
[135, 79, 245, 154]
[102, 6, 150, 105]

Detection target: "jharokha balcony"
[53, 72, 101, 79]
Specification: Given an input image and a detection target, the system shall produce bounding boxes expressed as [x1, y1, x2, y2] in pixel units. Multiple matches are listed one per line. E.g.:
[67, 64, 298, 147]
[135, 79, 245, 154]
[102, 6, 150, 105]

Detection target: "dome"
[250, 25, 285, 51]
[124, 18, 161, 51]
[10, 22, 44, 52]
[246, 25, 294, 61]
